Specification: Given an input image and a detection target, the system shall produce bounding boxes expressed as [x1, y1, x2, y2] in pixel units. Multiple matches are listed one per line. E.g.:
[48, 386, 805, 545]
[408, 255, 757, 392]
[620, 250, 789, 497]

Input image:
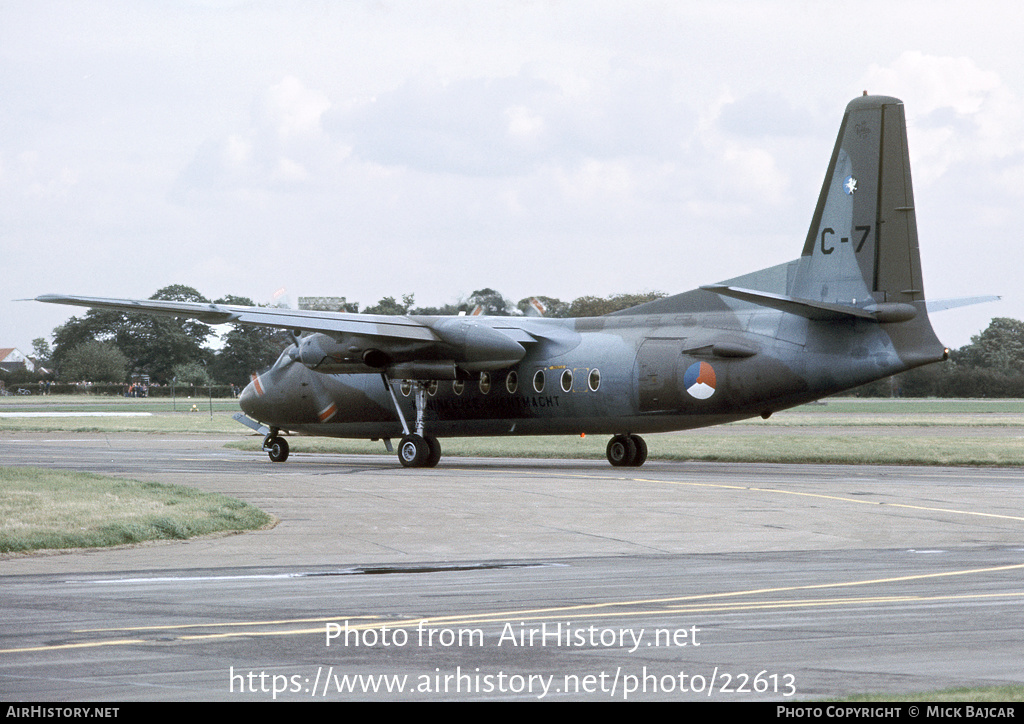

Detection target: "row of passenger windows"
[400, 368, 601, 397]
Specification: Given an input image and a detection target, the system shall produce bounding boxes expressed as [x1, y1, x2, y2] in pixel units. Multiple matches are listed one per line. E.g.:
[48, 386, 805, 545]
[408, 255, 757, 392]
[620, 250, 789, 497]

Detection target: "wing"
[36, 294, 529, 375]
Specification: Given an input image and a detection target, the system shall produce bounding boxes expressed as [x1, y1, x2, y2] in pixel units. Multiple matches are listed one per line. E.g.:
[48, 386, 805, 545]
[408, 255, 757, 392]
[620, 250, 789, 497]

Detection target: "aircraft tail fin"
[614, 94, 950, 371]
[639, 95, 940, 323]
[782, 94, 948, 368]
[793, 94, 924, 307]
[699, 94, 947, 368]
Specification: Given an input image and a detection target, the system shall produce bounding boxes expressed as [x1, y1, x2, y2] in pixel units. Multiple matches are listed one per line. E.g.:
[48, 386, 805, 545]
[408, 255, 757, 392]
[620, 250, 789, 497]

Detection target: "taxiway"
[1, 433, 1022, 701]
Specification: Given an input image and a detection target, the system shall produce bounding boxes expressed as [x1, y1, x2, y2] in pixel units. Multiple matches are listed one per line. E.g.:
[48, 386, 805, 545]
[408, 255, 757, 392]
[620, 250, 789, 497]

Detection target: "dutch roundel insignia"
[683, 361, 717, 400]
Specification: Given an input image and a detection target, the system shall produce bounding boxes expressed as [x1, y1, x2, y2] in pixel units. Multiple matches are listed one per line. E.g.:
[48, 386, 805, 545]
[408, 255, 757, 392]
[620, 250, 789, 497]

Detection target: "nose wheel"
[263, 429, 290, 462]
[607, 434, 647, 467]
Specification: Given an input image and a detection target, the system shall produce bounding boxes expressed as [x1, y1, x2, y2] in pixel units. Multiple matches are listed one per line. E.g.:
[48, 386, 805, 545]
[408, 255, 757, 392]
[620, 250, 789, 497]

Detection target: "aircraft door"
[636, 338, 686, 412]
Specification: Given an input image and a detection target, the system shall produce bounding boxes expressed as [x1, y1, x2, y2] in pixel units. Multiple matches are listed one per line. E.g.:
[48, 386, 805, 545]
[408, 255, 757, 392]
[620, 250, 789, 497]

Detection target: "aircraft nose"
[239, 375, 267, 421]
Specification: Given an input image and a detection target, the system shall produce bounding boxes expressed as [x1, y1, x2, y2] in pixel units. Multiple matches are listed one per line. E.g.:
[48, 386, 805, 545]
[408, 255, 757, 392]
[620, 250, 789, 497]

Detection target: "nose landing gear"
[263, 428, 290, 462]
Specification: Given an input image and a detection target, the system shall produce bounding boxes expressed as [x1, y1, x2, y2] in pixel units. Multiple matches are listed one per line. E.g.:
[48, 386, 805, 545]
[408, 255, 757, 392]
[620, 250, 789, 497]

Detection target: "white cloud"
[263, 76, 331, 140]
[555, 158, 635, 201]
[174, 76, 337, 194]
[865, 51, 1002, 117]
[505, 105, 545, 143]
[224, 135, 251, 166]
[274, 157, 309, 183]
[721, 144, 789, 206]
[862, 51, 1024, 185]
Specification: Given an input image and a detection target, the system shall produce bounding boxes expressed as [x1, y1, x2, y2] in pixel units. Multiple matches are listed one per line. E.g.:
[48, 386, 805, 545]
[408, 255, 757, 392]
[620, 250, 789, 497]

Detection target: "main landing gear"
[384, 373, 442, 468]
[397, 433, 442, 468]
[606, 434, 647, 467]
[263, 428, 289, 462]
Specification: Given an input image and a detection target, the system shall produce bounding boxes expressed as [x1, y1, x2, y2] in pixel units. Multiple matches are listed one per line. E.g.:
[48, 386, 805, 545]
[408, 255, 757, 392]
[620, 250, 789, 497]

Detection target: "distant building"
[298, 296, 358, 312]
[0, 348, 31, 373]
[0, 348, 49, 376]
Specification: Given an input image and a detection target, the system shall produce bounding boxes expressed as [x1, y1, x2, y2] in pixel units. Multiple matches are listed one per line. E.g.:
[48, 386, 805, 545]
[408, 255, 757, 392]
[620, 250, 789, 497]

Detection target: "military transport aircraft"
[38, 94, 986, 468]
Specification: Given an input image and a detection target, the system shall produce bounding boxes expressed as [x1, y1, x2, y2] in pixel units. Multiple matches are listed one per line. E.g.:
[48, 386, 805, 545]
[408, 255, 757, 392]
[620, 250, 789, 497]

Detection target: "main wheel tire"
[628, 435, 647, 467]
[268, 437, 289, 462]
[423, 435, 442, 468]
[606, 435, 637, 467]
[398, 434, 430, 468]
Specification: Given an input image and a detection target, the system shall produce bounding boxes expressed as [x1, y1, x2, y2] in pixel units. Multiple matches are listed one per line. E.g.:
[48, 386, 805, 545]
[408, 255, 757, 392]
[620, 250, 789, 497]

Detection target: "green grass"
[0, 394, 244, 433]
[829, 684, 1024, 702]
[0, 467, 274, 553]
[0, 414, 244, 434]
[784, 398, 1024, 415]
[5, 395, 1024, 465]
[0, 393, 240, 412]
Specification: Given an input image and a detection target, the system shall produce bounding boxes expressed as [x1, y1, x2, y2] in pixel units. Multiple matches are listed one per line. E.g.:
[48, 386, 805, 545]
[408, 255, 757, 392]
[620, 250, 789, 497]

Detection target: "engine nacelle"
[295, 324, 526, 375]
[296, 333, 379, 373]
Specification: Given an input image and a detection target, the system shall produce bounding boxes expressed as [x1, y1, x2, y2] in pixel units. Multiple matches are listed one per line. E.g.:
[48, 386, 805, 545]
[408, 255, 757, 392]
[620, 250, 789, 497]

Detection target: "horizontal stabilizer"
[700, 285, 877, 321]
[925, 296, 1000, 313]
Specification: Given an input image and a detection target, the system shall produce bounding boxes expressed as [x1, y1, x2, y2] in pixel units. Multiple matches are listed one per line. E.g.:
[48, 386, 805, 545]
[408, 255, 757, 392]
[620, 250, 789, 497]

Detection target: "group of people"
[125, 383, 149, 397]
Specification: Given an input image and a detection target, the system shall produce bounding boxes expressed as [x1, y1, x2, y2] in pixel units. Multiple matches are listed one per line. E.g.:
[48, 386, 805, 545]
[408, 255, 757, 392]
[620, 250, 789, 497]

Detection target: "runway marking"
[638, 477, 1024, 523]
[306, 563, 1024, 630]
[488, 467, 1024, 524]
[4, 563, 1023, 654]
[78, 615, 384, 633]
[662, 591, 1024, 614]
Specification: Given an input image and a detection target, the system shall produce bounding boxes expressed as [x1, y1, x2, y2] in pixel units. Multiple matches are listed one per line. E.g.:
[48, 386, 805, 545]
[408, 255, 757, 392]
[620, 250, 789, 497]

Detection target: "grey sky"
[4, 1, 1022, 357]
